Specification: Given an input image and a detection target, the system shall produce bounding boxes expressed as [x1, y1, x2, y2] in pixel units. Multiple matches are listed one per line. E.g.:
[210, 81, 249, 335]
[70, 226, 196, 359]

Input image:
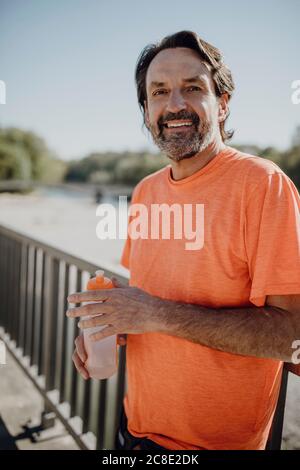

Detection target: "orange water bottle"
[83, 269, 118, 379]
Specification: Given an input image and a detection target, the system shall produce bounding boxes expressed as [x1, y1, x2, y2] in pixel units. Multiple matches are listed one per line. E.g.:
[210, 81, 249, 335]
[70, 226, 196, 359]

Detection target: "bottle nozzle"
[95, 269, 105, 278]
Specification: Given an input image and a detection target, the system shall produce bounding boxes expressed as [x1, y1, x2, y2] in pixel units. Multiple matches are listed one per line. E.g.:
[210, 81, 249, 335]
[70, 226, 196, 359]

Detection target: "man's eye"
[186, 86, 201, 92]
[153, 90, 167, 96]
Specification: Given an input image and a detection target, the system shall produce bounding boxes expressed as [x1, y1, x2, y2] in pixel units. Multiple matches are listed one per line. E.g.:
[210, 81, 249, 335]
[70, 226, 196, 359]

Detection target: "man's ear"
[144, 100, 150, 129]
[218, 93, 229, 123]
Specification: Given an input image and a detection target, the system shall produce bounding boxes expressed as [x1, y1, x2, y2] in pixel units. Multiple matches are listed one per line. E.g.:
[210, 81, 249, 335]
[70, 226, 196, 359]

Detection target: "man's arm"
[156, 294, 300, 362]
[68, 287, 300, 363]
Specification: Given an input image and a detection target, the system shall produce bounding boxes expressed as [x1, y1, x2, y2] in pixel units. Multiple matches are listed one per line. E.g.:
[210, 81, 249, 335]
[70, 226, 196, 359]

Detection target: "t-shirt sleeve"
[244, 171, 300, 307]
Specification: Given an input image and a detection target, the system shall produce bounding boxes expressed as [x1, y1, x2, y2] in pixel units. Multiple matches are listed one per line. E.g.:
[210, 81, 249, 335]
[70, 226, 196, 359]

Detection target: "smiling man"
[69, 31, 300, 450]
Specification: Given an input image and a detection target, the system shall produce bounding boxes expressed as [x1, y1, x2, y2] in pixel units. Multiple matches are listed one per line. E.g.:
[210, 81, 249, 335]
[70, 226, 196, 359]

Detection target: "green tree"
[0, 127, 53, 179]
[0, 141, 31, 180]
[0, 126, 66, 183]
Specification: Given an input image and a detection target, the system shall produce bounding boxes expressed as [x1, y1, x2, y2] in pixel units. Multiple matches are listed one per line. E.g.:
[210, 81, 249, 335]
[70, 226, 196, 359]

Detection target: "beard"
[149, 111, 214, 162]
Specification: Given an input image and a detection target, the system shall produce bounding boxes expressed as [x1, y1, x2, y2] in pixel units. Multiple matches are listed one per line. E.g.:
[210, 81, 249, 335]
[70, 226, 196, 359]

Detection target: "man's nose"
[166, 90, 187, 113]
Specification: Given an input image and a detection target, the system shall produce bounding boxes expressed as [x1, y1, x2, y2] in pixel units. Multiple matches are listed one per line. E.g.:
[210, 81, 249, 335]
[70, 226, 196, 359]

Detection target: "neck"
[169, 140, 227, 181]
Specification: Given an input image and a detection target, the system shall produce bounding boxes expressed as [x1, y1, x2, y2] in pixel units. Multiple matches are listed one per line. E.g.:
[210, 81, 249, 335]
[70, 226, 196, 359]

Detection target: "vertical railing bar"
[32, 248, 42, 367]
[266, 367, 289, 449]
[1, 234, 6, 326]
[6, 238, 11, 336]
[54, 261, 65, 392]
[96, 380, 108, 450]
[38, 250, 46, 376]
[70, 270, 82, 417]
[7, 238, 13, 337]
[11, 238, 16, 339]
[0, 234, 3, 325]
[17, 243, 24, 349]
[11, 238, 16, 341]
[43, 254, 52, 391]
[1, 234, 6, 327]
[14, 241, 21, 349]
[114, 345, 127, 434]
[22, 245, 30, 355]
[25, 245, 34, 358]
[11, 238, 17, 342]
[4, 237, 10, 334]
[60, 262, 70, 403]
[32, 249, 40, 366]
[30, 247, 38, 365]
[82, 379, 92, 434]
[6, 236, 11, 333]
[46, 257, 60, 391]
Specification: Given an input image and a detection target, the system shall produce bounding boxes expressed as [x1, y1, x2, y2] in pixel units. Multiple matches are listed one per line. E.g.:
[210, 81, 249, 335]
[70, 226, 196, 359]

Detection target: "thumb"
[111, 276, 126, 288]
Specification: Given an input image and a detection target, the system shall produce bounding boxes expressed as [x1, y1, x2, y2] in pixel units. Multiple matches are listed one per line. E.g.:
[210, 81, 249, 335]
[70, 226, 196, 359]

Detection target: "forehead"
[146, 47, 212, 88]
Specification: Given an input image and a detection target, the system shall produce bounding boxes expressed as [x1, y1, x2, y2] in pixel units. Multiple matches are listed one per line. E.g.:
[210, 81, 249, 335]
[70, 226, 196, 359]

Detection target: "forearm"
[154, 300, 298, 362]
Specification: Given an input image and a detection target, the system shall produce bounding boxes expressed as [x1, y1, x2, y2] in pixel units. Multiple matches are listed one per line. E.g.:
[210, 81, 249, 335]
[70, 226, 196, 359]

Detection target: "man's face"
[144, 47, 226, 161]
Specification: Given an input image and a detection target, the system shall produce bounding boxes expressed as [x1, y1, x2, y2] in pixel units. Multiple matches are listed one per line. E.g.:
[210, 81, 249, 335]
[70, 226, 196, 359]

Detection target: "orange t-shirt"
[120, 146, 300, 450]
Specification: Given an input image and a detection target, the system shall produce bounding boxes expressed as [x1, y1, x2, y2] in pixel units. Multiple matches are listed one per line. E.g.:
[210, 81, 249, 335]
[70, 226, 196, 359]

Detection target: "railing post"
[38, 251, 46, 376]
[12, 241, 22, 345]
[69, 269, 82, 417]
[24, 246, 36, 358]
[29, 247, 38, 365]
[0, 234, 3, 324]
[96, 380, 108, 450]
[266, 366, 289, 449]
[32, 249, 42, 367]
[4, 236, 9, 332]
[59, 262, 70, 403]
[43, 255, 60, 392]
[19, 244, 29, 354]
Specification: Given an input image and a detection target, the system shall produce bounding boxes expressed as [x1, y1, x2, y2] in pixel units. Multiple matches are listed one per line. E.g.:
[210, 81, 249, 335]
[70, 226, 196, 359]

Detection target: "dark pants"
[115, 406, 168, 451]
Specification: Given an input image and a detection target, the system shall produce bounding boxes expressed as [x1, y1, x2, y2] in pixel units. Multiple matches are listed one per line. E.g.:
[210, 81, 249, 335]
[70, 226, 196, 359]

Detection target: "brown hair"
[135, 30, 235, 141]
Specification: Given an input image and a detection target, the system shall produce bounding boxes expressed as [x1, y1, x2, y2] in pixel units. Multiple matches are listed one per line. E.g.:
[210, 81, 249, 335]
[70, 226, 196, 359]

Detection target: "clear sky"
[0, 0, 299, 160]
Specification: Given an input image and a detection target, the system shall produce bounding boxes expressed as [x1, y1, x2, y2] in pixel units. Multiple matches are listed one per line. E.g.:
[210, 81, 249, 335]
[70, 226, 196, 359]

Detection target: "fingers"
[72, 349, 89, 380]
[68, 290, 110, 304]
[90, 326, 116, 342]
[67, 301, 111, 318]
[78, 314, 108, 330]
[75, 334, 87, 363]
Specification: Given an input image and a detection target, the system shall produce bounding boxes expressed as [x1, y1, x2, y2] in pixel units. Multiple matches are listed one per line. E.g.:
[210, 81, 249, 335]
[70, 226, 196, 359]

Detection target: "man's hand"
[72, 333, 127, 379]
[67, 277, 165, 342]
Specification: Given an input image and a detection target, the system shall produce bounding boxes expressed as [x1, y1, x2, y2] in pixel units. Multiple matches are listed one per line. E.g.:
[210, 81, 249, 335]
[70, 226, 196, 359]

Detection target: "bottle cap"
[95, 269, 105, 278]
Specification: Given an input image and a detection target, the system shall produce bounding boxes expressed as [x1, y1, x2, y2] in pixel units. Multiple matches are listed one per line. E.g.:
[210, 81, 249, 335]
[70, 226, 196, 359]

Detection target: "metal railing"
[0, 223, 128, 450]
[0, 223, 299, 450]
